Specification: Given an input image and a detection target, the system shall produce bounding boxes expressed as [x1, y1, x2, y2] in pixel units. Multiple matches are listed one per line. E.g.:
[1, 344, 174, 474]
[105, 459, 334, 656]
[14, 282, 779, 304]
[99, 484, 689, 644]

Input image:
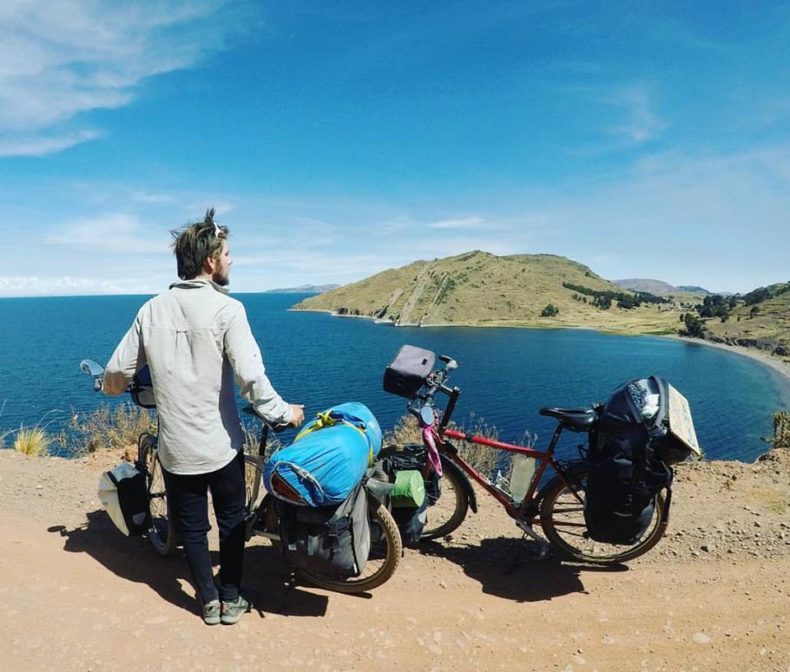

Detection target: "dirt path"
[1, 448, 789, 672]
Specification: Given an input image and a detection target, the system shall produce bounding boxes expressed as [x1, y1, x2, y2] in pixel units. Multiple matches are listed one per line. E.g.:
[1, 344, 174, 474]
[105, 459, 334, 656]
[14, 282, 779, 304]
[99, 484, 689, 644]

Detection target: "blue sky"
[1, 1, 788, 297]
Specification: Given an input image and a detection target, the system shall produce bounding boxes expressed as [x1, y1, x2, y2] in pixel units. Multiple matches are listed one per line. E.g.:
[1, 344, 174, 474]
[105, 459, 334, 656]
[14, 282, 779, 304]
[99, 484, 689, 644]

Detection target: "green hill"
[700, 282, 790, 357]
[292, 251, 685, 335]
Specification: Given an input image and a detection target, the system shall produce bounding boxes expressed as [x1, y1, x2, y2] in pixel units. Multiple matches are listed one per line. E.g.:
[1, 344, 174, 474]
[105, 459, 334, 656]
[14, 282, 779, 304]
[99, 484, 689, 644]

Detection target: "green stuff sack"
[390, 470, 426, 508]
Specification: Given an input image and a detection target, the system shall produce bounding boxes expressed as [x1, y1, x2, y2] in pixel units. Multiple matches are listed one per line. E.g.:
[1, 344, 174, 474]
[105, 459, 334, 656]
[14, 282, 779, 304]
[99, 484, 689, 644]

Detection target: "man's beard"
[213, 271, 230, 287]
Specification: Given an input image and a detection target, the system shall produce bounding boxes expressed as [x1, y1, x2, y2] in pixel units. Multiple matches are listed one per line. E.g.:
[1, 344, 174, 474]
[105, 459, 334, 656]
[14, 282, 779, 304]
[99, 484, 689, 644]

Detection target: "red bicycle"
[384, 347, 676, 564]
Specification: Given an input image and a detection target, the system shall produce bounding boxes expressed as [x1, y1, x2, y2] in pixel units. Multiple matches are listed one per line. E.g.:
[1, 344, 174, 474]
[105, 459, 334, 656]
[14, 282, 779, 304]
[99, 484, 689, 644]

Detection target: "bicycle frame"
[437, 421, 576, 522]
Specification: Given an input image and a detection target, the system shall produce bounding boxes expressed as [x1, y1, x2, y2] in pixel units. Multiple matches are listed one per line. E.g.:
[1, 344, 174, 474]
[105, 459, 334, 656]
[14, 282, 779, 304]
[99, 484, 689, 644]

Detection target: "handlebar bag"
[263, 403, 382, 507]
[383, 345, 436, 399]
[276, 482, 370, 577]
[97, 462, 151, 536]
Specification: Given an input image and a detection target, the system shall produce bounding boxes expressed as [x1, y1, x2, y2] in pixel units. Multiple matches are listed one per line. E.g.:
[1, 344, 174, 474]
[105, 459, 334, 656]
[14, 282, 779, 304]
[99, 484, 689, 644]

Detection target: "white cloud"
[427, 216, 486, 230]
[0, 130, 103, 158]
[604, 85, 666, 144]
[0, 274, 149, 296]
[0, 0, 237, 155]
[516, 144, 790, 292]
[46, 212, 169, 254]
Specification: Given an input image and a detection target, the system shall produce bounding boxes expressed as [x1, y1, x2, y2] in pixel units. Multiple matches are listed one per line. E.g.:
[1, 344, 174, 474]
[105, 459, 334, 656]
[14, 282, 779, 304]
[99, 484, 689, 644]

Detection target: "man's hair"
[171, 208, 229, 280]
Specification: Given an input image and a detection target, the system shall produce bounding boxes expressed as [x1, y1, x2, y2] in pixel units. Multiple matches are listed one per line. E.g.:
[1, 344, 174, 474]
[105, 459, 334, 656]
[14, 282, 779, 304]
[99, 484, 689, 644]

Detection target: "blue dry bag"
[263, 402, 382, 507]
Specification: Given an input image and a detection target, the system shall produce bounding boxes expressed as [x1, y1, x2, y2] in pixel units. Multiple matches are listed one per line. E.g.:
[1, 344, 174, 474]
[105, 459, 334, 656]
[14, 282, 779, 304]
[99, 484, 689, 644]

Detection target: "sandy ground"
[1, 446, 789, 672]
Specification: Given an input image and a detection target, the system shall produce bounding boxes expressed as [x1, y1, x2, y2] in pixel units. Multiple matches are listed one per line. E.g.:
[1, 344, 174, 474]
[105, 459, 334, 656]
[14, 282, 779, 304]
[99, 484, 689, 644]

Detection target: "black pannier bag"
[97, 462, 151, 537]
[584, 376, 698, 545]
[379, 444, 432, 547]
[276, 482, 371, 577]
[391, 500, 428, 547]
[383, 345, 436, 399]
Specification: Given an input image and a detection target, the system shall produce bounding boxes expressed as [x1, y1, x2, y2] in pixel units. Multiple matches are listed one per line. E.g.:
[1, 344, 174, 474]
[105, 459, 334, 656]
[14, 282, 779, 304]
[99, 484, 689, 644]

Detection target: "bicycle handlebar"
[407, 354, 462, 429]
[241, 404, 290, 432]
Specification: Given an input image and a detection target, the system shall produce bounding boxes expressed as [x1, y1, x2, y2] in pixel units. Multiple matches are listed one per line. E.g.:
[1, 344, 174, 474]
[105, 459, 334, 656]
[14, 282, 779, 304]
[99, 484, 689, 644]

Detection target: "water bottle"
[509, 452, 536, 504]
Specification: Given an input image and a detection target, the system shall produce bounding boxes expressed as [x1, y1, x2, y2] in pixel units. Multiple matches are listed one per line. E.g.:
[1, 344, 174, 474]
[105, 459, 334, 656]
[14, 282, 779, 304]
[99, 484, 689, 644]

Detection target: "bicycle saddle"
[539, 407, 597, 431]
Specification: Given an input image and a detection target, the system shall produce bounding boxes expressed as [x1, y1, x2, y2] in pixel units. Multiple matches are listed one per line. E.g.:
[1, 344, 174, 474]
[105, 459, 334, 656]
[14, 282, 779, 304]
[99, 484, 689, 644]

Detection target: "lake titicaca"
[1, 293, 788, 462]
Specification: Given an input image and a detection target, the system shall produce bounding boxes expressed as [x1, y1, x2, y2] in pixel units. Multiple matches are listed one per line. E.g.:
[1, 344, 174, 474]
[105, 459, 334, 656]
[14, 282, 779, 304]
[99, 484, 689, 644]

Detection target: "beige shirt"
[103, 279, 292, 475]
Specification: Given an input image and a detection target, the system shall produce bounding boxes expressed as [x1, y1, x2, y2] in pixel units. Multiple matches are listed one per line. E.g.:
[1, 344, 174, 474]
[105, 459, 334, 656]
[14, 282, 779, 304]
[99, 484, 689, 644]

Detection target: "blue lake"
[1, 293, 788, 462]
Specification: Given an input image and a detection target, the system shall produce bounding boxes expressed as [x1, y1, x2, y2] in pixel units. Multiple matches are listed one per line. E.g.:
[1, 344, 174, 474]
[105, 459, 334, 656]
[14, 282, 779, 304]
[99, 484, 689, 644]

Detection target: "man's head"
[171, 208, 231, 285]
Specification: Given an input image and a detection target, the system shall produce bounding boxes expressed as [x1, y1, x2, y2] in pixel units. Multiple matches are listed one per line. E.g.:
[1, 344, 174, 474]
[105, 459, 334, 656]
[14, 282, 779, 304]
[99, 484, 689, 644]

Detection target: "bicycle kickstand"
[515, 520, 551, 560]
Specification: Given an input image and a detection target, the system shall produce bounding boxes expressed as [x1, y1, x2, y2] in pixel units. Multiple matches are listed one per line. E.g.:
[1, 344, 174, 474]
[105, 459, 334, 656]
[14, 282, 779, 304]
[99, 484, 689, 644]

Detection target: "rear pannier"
[276, 482, 371, 577]
[263, 403, 382, 507]
[584, 376, 699, 545]
[596, 376, 701, 466]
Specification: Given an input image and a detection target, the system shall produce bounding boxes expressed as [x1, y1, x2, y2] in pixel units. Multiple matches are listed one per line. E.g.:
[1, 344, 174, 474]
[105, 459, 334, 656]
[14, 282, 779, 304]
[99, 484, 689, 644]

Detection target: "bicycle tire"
[420, 461, 470, 541]
[138, 433, 178, 557]
[243, 455, 265, 517]
[297, 497, 402, 594]
[539, 468, 668, 564]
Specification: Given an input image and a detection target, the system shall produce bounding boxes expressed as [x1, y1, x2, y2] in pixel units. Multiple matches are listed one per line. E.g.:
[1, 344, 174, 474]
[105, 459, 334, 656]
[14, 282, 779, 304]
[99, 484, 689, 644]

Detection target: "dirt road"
[1, 448, 788, 672]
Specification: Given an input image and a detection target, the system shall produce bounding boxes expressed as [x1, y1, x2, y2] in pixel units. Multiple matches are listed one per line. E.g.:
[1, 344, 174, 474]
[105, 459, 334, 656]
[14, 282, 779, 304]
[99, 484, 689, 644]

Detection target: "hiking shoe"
[202, 599, 221, 626]
[221, 595, 250, 625]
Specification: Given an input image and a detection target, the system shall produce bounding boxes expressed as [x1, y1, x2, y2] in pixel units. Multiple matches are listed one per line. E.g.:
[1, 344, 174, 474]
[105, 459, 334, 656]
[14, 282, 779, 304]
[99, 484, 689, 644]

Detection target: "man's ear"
[203, 254, 216, 275]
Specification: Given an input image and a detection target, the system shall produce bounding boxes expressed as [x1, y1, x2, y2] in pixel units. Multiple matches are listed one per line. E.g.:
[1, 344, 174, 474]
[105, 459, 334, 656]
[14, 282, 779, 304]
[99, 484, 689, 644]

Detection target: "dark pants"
[163, 451, 246, 604]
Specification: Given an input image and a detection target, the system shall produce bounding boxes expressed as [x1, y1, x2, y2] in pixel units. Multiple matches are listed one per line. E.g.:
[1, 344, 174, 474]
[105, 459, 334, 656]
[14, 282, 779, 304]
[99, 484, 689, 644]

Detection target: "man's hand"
[288, 404, 305, 427]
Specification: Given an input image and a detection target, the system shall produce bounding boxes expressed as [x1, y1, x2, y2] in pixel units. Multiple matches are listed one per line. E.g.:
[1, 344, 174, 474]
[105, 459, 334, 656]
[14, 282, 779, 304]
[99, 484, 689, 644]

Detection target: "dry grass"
[382, 412, 536, 484]
[68, 403, 156, 459]
[11, 427, 51, 457]
[382, 414, 422, 447]
[295, 250, 688, 334]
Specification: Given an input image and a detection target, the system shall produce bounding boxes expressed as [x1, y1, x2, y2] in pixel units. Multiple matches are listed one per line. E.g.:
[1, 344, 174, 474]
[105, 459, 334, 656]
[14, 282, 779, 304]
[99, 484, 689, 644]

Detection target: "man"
[103, 208, 304, 625]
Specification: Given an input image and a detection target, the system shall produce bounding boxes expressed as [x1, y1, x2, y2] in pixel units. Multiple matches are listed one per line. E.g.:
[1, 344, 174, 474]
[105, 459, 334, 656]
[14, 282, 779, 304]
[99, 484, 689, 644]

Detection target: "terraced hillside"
[702, 282, 790, 358]
[293, 251, 685, 334]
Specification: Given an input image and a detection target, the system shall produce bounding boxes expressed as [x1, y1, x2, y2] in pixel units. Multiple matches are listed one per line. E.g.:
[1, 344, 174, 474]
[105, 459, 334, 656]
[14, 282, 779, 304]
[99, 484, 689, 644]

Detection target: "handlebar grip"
[241, 404, 290, 432]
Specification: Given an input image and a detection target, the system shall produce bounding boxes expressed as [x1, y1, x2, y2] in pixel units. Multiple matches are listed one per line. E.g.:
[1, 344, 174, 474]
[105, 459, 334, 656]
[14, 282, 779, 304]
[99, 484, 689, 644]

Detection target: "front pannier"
[379, 443, 431, 547]
[276, 482, 371, 577]
[97, 461, 150, 536]
[383, 345, 436, 399]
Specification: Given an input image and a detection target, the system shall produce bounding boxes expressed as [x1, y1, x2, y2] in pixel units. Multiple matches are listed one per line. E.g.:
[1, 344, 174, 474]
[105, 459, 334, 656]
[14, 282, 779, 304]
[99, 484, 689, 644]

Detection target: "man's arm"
[224, 303, 303, 426]
[103, 315, 146, 395]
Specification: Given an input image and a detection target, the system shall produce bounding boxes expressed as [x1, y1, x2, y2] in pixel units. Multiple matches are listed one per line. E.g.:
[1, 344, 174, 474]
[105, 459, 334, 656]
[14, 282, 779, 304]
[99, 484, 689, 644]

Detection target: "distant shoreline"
[291, 307, 790, 388]
[668, 335, 790, 385]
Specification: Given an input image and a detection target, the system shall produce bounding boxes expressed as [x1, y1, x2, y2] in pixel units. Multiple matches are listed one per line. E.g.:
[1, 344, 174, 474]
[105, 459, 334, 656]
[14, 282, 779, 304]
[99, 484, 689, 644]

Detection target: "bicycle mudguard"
[440, 454, 478, 514]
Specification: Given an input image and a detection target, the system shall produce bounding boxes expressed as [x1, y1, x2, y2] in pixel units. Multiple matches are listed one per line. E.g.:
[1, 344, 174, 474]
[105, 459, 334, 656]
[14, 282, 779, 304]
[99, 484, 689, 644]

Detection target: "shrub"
[12, 427, 51, 456]
[70, 403, 156, 458]
[772, 412, 790, 450]
[383, 413, 535, 483]
[540, 303, 559, 317]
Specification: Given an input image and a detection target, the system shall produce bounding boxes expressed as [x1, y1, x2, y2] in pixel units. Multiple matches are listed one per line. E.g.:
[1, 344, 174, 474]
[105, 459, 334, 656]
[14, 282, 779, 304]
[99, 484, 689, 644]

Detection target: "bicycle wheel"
[539, 469, 668, 564]
[298, 497, 402, 594]
[420, 461, 470, 541]
[138, 433, 178, 557]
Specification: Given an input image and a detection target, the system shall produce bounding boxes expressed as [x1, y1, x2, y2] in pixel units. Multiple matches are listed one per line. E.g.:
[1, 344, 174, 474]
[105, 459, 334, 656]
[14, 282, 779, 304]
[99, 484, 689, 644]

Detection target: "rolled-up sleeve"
[103, 313, 146, 395]
[224, 303, 293, 425]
